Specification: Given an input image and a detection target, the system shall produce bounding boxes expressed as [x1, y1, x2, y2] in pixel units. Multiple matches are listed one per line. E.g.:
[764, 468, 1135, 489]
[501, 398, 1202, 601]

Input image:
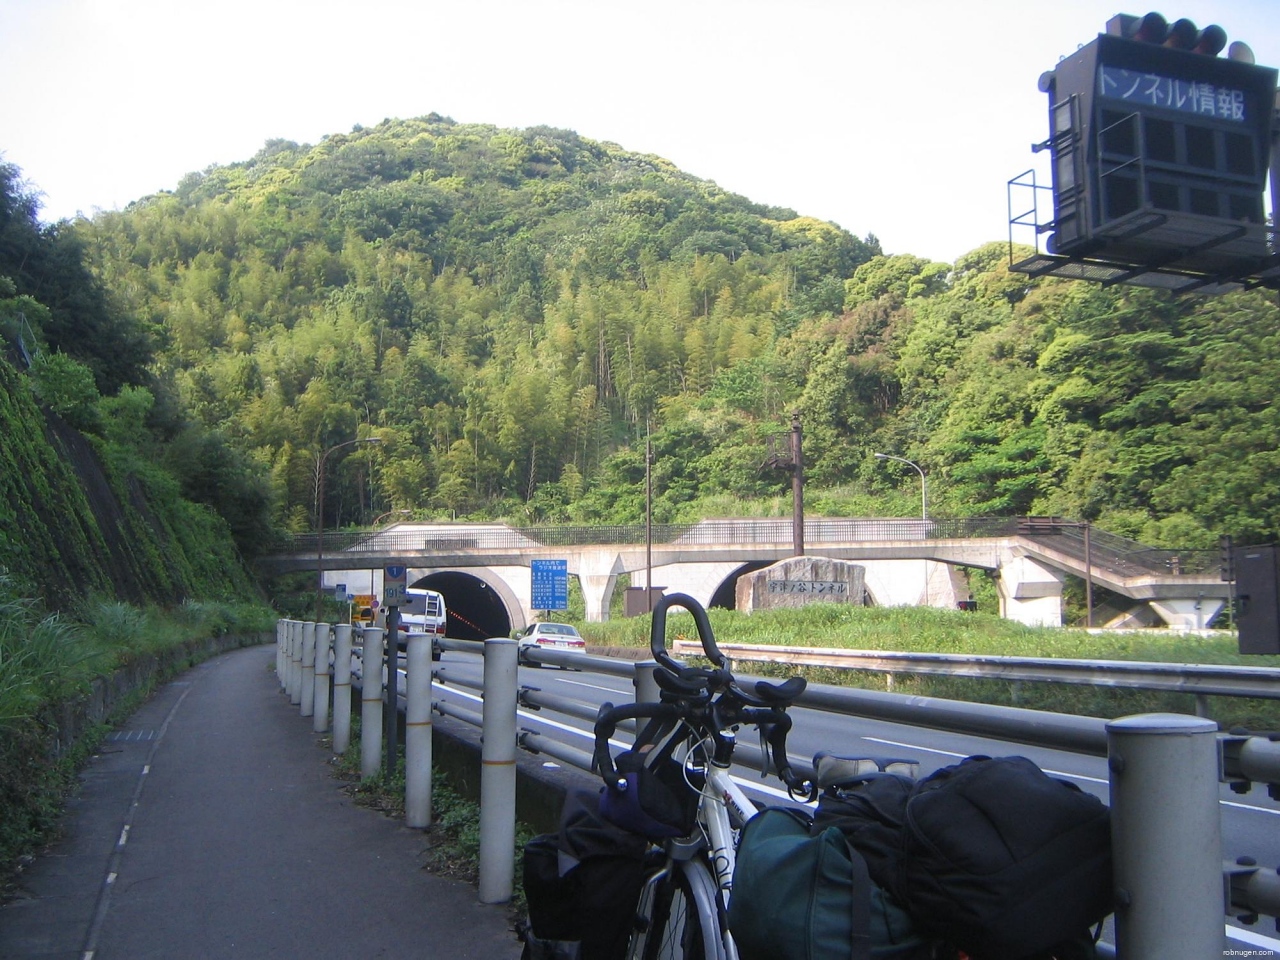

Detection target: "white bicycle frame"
[658, 731, 761, 960]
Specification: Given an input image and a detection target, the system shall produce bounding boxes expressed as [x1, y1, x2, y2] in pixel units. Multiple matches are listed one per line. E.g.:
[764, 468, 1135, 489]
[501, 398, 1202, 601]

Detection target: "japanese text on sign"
[531, 559, 569, 611]
[767, 580, 848, 596]
[1099, 65, 1247, 121]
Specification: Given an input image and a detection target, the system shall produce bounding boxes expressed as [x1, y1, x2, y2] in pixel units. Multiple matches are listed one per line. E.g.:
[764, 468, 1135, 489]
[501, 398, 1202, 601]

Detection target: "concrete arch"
[409, 567, 524, 640]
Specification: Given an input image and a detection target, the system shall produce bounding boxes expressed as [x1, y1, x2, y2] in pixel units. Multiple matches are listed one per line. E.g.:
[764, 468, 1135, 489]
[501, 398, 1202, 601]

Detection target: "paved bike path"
[0, 643, 522, 960]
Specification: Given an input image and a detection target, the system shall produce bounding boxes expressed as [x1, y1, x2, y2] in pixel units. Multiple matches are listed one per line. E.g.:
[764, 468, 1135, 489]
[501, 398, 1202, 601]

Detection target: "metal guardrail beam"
[676, 641, 1280, 701]
[285, 621, 1280, 953]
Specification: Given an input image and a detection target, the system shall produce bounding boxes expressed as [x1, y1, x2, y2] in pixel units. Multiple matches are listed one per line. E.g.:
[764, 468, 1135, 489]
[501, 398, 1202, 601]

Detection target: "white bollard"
[360, 628, 385, 780]
[479, 637, 518, 904]
[300, 622, 316, 717]
[1107, 713, 1224, 960]
[332, 624, 353, 755]
[276, 619, 286, 687]
[405, 632, 433, 829]
[289, 621, 303, 705]
[312, 623, 331, 734]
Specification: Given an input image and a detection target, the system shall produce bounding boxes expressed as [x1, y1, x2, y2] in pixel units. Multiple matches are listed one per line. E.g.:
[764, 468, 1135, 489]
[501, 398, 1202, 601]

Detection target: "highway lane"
[432, 649, 1280, 955]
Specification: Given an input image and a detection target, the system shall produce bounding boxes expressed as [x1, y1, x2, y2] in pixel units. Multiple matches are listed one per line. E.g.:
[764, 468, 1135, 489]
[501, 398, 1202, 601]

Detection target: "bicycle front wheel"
[629, 857, 726, 960]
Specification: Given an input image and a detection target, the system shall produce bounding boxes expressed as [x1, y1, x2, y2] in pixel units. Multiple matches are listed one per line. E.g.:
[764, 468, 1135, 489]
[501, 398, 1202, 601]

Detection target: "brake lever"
[758, 723, 774, 779]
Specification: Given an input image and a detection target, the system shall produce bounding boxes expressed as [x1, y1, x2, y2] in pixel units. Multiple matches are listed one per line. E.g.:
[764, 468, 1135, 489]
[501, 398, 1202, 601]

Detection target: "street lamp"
[874, 453, 928, 519]
[366, 509, 410, 606]
[316, 436, 382, 622]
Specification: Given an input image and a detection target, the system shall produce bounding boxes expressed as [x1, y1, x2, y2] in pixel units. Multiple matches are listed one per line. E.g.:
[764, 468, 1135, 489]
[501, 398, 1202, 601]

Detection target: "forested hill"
[25, 113, 1280, 557]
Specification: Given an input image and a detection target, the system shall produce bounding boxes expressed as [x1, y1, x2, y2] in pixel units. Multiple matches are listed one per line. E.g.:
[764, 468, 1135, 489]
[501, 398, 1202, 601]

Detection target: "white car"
[516, 622, 585, 666]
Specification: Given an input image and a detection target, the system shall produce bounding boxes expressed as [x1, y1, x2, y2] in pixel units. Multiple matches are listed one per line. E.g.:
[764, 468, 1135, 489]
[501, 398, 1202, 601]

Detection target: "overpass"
[258, 518, 1225, 637]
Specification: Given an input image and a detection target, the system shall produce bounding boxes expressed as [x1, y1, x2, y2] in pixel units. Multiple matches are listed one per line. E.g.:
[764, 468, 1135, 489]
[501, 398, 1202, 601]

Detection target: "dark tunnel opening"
[707, 561, 773, 609]
[411, 572, 512, 641]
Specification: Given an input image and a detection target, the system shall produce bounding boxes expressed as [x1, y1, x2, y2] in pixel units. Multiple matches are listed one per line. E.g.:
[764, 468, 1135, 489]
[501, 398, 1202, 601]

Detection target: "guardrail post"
[1107, 713, 1223, 959]
[276, 619, 286, 688]
[479, 637, 517, 904]
[289, 621, 304, 705]
[313, 623, 332, 733]
[405, 632, 433, 829]
[300, 621, 317, 717]
[634, 659, 661, 706]
[361, 628, 385, 780]
[332, 624, 353, 754]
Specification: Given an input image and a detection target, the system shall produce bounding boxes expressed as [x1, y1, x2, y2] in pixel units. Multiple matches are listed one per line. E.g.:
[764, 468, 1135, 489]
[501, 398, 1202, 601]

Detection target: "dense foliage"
[0, 161, 261, 605]
[17, 114, 1280, 552]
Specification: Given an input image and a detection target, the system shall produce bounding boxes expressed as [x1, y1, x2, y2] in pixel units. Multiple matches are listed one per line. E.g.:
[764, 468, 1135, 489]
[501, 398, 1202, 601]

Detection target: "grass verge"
[328, 723, 536, 922]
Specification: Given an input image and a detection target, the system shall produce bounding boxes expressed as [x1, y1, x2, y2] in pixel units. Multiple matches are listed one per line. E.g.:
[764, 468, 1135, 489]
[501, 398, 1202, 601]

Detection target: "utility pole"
[791, 413, 804, 557]
[763, 413, 805, 557]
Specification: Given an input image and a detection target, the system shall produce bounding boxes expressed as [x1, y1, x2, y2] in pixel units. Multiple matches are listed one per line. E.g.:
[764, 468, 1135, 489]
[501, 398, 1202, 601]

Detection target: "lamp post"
[316, 437, 382, 622]
[367, 509, 410, 608]
[874, 453, 928, 519]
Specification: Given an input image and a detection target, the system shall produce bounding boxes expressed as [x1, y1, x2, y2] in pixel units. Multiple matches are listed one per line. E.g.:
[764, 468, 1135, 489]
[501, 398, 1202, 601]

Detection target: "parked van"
[394, 587, 447, 660]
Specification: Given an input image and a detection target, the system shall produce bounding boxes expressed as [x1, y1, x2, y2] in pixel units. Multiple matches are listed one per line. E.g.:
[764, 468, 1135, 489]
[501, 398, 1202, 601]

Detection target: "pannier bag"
[728, 806, 942, 960]
[894, 756, 1112, 960]
[520, 788, 648, 960]
[599, 716, 704, 841]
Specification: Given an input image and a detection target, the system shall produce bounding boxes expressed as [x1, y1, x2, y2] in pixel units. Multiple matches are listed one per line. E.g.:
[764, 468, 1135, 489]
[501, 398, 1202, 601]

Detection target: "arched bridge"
[258, 517, 1224, 636]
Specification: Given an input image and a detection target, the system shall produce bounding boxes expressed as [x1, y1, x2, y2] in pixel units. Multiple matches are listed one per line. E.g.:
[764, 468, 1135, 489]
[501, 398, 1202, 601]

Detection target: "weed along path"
[0, 644, 521, 960]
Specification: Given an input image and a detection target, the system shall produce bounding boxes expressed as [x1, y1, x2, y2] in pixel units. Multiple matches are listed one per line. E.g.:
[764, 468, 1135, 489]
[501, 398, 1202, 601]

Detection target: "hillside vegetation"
[54, 114, 1280, 552]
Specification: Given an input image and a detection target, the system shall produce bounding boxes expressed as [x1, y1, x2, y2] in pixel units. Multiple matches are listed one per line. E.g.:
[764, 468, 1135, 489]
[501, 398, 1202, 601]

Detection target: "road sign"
[531, 559, 568, 611]
[384, 565, 407, 607]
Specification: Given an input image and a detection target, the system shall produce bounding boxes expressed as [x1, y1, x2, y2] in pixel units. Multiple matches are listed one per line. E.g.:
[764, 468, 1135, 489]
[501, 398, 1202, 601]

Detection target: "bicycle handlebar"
[650, 592, 726, 672]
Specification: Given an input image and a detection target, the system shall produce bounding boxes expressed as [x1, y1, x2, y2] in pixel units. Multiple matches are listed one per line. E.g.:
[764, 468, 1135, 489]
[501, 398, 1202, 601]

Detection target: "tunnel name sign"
[531, 559, 568, 611]
[767, 580, 849, 596]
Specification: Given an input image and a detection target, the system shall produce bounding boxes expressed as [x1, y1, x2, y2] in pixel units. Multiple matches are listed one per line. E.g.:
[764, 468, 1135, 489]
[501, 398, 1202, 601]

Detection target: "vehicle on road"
[385, 587, 446, 661]
[516, 622, 585, 667]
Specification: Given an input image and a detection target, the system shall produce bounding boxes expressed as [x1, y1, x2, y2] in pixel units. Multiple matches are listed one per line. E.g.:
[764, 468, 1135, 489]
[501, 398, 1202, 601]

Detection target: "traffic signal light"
[1015, 11, 1279, 293]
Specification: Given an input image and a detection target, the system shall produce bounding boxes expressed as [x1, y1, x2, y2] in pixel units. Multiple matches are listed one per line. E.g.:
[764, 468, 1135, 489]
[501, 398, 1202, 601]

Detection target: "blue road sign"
[531, 559, 569, 611]
[384, 565, 408, 606]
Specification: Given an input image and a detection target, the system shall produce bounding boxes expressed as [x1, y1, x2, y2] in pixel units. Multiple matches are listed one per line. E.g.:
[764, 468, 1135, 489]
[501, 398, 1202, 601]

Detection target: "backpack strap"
[840, 828, 872, 960]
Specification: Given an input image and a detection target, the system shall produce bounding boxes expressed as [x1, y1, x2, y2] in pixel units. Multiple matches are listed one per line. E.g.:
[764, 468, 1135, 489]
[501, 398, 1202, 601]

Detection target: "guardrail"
[273, 618, 1280, 958]
[674, 640, 1280, 713]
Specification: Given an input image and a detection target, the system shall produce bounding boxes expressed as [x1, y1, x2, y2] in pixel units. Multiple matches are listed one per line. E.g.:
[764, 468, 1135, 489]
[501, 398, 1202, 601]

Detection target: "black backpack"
[814, 756, 1112, 960]
[520, 788, 649, 960]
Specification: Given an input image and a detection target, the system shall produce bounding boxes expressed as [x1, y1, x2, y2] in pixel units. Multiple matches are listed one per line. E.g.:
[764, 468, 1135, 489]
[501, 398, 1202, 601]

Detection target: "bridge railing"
[276, 618, 1280, 958]
[268, 517, 1216, 578]
[278, 517, 1027, 554]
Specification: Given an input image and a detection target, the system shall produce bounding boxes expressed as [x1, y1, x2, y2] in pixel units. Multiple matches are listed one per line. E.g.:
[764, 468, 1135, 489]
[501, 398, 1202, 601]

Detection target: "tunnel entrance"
[410, 572, 512, 641]
[707, 561, 774, 610]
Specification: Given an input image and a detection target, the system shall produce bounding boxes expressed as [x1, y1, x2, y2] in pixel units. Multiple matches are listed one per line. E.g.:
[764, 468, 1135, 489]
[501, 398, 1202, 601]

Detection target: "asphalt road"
[0, 644, 522, 960]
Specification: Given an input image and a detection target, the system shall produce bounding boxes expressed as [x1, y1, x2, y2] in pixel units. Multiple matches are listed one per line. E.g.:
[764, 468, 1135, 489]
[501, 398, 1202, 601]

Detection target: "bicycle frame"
[699, 756, 756, 904]
[636, 730, 759, 960]
[602, 593, 812, 960]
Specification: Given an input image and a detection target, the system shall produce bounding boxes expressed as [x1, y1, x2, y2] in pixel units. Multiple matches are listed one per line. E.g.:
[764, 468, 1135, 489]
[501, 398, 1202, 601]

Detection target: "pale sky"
[2, 0, 1278, 265]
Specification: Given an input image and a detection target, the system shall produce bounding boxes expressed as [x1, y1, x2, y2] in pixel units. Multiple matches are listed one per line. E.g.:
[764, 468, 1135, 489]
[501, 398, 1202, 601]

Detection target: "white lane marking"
[864, 736, 1109, 786]
[442, 686, 631, 749]
[117, 827, 129, 848]
[1221, 798, 1280, 816]
[553, 677, 630, 695]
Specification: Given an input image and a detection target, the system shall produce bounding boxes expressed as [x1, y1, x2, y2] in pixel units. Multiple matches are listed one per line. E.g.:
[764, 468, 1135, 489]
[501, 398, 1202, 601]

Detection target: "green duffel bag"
[729, 806, 943, 960]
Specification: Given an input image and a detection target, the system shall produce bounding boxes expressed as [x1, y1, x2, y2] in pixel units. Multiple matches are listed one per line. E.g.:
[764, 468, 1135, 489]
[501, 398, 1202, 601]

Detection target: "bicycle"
[592, 593, 819, 960]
